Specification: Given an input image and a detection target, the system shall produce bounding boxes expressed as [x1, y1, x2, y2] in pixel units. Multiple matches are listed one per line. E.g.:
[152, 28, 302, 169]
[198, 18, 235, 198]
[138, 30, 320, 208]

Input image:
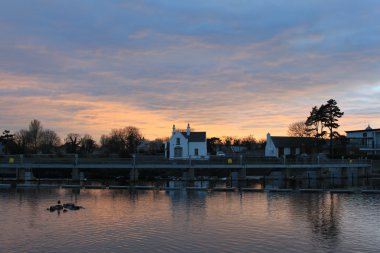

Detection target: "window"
[194, 148, 199, 156]
[176, 138, 180, 145]
[363, 133, 367, 138]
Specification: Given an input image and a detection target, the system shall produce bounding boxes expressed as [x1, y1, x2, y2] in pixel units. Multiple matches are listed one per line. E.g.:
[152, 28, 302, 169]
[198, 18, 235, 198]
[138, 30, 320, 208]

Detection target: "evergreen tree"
[324, 99, 344, 156]
[306, 105, 327, 138]
[305, 99, 344, 157]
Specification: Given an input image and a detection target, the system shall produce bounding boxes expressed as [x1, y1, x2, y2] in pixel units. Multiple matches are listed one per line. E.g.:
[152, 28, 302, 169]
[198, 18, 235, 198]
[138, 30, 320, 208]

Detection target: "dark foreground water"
[0, 188, 379, 253]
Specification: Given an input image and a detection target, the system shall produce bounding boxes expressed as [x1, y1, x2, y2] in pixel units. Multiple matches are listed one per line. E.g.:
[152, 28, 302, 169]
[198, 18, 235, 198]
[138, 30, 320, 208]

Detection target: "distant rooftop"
[180, 132, 206, 142]
[346, 127, 380, 133]
[270, 136, 321, 147]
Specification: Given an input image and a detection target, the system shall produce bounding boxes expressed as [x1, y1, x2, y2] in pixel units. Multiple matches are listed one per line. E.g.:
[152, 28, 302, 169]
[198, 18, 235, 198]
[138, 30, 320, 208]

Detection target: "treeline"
[0, 119, 165, 156]
[1, 119, 265, 157]
[207, 135, 265, 155]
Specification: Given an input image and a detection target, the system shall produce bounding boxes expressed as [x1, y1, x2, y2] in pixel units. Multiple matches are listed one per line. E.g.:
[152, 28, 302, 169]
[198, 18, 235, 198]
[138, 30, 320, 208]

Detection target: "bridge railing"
[0, 154, 373, 166]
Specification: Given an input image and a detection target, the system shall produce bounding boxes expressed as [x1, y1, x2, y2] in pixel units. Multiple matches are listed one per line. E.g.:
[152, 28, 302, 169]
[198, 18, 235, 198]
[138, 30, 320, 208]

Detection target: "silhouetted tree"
[39, 129, 61, 154]
[241, 135, 257, 151]
[324, 99, 344, 156]
[305, 99, 344, 156]
[101, 126, 143, 156]
[80, 134, 97, 154]
[306, 106, 327, 138]
[207, 137, 222, 154]
[14, 129, 31, 154]
[0, 130, 15, 154]
[28, 119, 43, 153]
[233, 138, 241, 146]
[65, 133, 82, 153]
[288, 121, 314, 137]
[223, 136, 234, 148]
[147, 138, 165, 154]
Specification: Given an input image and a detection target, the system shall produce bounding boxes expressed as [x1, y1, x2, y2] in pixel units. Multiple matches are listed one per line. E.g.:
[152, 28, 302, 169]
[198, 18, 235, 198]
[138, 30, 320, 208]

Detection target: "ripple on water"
[1, 189, 380, 253]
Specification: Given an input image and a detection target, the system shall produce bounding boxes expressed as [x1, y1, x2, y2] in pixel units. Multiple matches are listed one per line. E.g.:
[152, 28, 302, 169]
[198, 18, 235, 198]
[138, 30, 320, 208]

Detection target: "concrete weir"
[0, 159, 372, 187]
[213, 187, 236, 192]
[240, 188, 265, 192]
[299, 189, 324, 193]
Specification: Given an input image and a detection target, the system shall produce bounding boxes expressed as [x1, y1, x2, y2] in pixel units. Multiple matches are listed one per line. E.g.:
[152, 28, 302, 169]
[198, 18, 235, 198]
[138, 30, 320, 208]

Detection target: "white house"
[346, 125, 380, 155]
[166, 124, 208, 160]
[265, 133, 318, 158]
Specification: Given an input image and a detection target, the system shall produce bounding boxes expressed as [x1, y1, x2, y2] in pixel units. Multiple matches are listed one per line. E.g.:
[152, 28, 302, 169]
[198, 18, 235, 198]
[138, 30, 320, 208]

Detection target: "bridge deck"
[0, 163, 372, 170]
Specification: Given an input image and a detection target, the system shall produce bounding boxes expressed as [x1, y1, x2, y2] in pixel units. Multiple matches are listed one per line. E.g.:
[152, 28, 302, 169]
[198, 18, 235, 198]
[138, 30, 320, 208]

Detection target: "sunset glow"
[1, 1, 379, 141]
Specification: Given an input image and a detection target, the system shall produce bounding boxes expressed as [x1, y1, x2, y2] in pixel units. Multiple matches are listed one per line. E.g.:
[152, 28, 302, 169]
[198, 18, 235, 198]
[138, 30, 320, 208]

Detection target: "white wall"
[169, 132, 188, 159]
[189, 142, 207, 158]
[265, 134, 278, 157]
[168, 129, 208, 159]
[347, 131, 375, 147]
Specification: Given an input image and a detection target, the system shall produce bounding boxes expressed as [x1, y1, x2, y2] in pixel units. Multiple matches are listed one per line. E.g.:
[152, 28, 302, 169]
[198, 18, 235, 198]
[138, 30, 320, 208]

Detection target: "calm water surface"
[0, 188, 379, 253]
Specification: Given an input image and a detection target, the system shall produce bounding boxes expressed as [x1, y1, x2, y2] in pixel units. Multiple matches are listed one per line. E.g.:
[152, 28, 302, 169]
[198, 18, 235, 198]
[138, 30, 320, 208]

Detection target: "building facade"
[166, 124, 208, 160]
[265, 133, 318, 158]
[346, 125, 380, 155]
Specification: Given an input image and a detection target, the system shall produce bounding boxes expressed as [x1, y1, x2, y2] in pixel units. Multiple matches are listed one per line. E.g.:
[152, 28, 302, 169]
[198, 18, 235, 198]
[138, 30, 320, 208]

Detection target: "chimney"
[187, 123, 190, 137]
[172, 124, 176, 134]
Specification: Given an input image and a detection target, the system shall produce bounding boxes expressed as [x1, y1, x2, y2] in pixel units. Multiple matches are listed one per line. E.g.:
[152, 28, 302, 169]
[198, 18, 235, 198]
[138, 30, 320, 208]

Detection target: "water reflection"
[1, 189, 380, 253]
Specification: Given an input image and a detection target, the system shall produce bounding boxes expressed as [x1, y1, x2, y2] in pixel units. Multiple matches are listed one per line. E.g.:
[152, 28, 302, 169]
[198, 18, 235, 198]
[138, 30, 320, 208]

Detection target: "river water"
[0, 188, 379, 253]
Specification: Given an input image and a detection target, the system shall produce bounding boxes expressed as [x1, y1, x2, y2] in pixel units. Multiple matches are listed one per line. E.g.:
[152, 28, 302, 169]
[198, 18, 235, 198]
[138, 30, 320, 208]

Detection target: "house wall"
[376, 133, 380, 146]
[265, 135, 278, 157]
[283, 147, 301, 156]
[284, 148, 291, 156]
[189, 142, 207, 158]
[347, 129, 380, 155]
[169, 132, 189, 159]
[265, 133, 303, 158]
[347, 130, 380, 148]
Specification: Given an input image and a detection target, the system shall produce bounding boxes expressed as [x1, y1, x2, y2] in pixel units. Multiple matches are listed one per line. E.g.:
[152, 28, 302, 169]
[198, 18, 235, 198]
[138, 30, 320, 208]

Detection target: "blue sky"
[1, 0, 380, 140]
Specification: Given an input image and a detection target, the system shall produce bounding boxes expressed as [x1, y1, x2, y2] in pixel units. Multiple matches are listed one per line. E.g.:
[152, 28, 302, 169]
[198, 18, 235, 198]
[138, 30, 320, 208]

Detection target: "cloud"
[1, 1, 380, 140]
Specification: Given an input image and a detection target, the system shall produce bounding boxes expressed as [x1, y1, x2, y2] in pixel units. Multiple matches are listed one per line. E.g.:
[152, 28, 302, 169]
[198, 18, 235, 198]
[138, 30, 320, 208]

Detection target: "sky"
[1, 0, 380, 141]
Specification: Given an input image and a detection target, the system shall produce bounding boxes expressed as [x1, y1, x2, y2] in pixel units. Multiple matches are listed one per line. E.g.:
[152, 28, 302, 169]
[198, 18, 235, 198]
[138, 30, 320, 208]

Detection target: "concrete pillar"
[268, 171, 285, 188]
[16, 167, 25, 181]
[130, 168, 139, 182]
[24, 168, 33, 184]
[347, 167, 358, 186]
[16, 167, 34, 183]
[182, 168, 195, 181]
[188, 167, 195, 180]
[329, 167, 342, 186]
[285, 168, 292, 179]
[305, 171, 317, 188]
[238, 167, 246, 180]
[72, 167, 80, 181]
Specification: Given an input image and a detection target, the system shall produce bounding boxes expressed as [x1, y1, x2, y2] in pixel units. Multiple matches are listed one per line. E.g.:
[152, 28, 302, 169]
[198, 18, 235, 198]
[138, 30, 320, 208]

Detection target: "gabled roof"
[271, 136, 321, 148]
[181, 132, 206, 142]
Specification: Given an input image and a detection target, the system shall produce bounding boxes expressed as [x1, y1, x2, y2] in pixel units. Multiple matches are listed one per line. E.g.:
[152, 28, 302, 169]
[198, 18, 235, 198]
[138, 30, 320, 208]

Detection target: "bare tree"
[241, 135, 257, 151]
[14, 129, 31, 154]
[28, 119, 43, 153]
[101, 126, 143, 156]
[287, 121, 314, 137]
[39, 129, 61, 154]
[80, 134, 97, 154]
[65, 133, 82, 153]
